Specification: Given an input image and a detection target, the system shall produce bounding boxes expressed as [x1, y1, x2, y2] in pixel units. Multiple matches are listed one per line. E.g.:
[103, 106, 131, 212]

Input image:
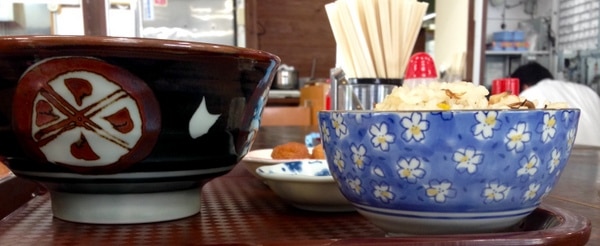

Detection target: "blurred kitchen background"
[484, 0, 600, 94]
[0, 0, 241, 46]
[1, 0, 600, 96]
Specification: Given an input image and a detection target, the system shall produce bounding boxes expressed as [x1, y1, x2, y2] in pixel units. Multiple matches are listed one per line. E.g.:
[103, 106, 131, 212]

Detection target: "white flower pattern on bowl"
[318, 109, 580, 234]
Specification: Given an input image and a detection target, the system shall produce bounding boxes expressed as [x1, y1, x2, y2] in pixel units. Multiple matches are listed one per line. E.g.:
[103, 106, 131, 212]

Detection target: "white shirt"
[519, 79, 600, 147]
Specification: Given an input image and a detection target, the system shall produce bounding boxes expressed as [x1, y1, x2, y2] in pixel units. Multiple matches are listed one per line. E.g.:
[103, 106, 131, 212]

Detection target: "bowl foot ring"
[49, 188, 200, 224]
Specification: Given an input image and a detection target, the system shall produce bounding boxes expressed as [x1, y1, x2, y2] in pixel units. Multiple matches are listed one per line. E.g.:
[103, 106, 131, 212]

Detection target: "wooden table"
[0, 126, 597, 245]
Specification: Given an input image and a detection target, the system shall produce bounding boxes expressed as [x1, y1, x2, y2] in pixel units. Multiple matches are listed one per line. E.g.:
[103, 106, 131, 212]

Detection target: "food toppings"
[311, 144, 326, 159]
[375, 81, 568, 110]
[271, 142, 311, 159]
[270, 142, 326, 160]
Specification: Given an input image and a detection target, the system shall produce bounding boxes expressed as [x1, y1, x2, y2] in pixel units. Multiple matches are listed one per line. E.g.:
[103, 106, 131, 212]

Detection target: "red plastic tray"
[0, 176, 591, 245]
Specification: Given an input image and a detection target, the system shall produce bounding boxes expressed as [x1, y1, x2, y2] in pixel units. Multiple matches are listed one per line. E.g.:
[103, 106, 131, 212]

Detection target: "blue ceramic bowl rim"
[320, 108, 581, 113]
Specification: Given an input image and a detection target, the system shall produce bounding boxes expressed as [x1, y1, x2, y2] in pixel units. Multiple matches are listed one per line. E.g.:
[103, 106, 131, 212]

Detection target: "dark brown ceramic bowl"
[0, 35, 280, 224]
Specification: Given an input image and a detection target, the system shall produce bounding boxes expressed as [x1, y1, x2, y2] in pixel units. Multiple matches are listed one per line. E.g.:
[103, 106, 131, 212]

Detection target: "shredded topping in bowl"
[374, 81, 568, 110]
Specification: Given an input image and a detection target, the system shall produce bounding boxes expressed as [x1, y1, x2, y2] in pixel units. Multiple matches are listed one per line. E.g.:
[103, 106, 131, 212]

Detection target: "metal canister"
[273, 64, 298, 89]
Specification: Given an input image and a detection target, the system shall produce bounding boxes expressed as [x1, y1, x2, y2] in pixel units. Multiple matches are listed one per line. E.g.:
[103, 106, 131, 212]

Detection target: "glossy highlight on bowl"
[318, 109, 580, 234]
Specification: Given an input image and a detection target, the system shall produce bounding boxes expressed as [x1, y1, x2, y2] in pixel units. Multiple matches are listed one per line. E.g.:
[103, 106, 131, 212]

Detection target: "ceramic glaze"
[188, 98, 220, 139]
[318, 109, 580, 234]
[13, 57, 158, 173]
[243, 147, 316, 180]
[0, 35, 280, 224]
[256, 160, 354, 212]
[256, 160, 332, 178]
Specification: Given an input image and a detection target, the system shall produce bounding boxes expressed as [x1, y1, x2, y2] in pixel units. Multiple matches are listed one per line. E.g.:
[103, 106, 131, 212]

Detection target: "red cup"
[491, 78, 520, 96]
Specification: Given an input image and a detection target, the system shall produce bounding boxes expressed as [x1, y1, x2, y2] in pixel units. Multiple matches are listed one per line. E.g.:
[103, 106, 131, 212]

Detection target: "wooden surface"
[300, 83, 330, 126]
[0, 162, 10, 179]
[0, 126, 598, 245]
[0, 173, 40, 220]
[260, 106, 311, 126]
[265, 97, 300, 107]
[243, 1, 469, 81]
[245, 0, 336, 79]
[81, 0, 107, 36]
[0, 177, 591, 245]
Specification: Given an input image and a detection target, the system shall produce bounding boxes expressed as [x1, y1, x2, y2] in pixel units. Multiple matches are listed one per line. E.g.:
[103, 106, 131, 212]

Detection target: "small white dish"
[256, 160, 354, 212]
[242, 148, 314, 180]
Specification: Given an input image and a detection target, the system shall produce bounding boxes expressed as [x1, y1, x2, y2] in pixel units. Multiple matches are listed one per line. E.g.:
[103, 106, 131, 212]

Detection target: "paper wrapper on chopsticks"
[325, 0, 428, 79]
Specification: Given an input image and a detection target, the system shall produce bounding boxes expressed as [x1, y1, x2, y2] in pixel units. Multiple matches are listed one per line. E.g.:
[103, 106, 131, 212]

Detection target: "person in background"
[589, 74, 600, 96]
[510, 61, 600, 147]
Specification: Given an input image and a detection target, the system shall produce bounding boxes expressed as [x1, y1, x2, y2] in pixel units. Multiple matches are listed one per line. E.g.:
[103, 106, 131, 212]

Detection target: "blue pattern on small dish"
[256, 159, 353, 212]
[257, 160, 331, 179]
[305, 132, 321, 147]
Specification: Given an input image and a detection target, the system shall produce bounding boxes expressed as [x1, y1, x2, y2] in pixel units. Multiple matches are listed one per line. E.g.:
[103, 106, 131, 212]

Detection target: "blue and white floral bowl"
[318, 109, 580, 235]
[256, 160, 354, 212]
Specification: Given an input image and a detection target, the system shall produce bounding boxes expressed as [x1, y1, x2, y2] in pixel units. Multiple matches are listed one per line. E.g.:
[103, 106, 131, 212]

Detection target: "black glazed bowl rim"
[0, 35, 280, 63]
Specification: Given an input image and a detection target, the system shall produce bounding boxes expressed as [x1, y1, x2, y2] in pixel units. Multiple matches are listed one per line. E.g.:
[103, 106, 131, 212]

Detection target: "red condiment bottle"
[491, 78, 520, 96]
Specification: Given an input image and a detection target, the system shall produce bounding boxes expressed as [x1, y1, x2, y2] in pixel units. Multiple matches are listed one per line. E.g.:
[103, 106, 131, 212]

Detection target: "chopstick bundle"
[325, 0, 428, 79]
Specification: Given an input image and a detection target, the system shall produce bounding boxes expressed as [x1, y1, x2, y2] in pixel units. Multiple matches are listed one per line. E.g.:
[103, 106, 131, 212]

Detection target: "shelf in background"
[485, 50, 551, 56]
[268, 90, 300, 99]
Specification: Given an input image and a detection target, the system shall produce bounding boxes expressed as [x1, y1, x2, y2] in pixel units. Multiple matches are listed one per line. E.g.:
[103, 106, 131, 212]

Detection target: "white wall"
[434, 0, 469, 79]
